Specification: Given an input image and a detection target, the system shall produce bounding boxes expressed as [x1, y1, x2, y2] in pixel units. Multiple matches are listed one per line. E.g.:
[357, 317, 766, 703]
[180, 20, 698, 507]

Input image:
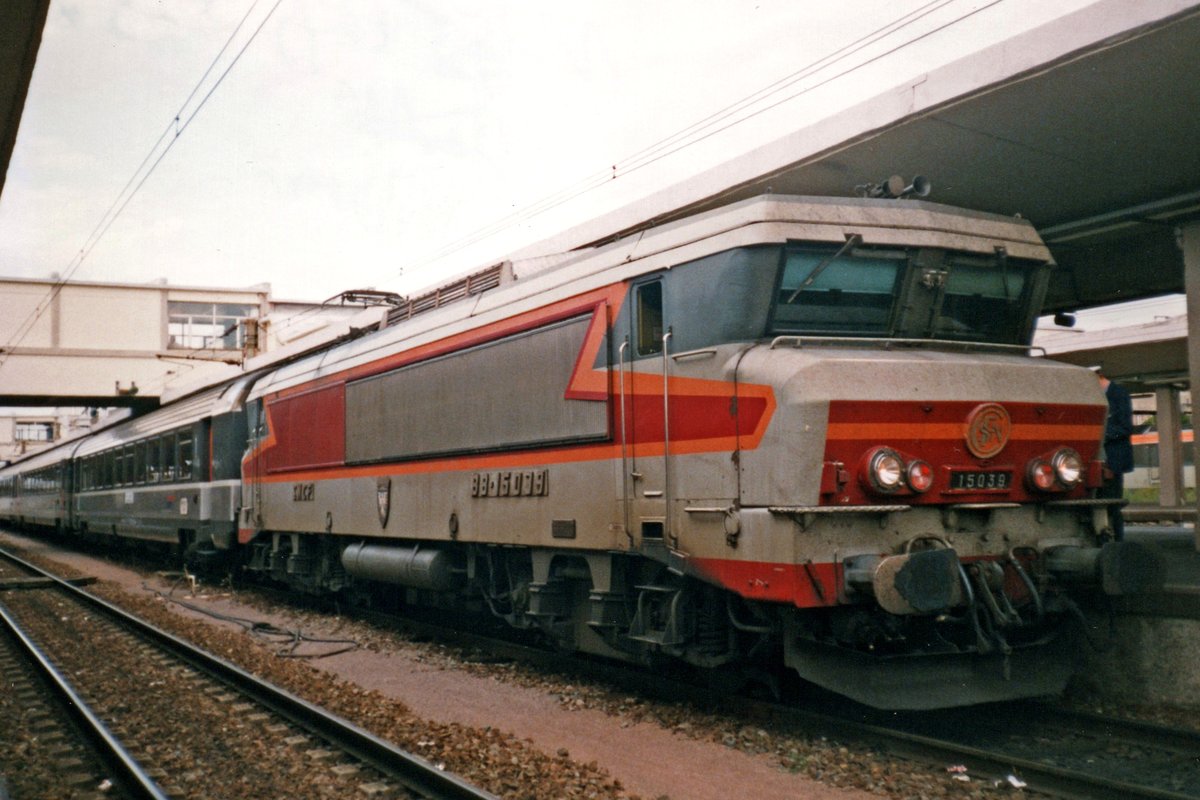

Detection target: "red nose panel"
[822, 401, 1105, 505]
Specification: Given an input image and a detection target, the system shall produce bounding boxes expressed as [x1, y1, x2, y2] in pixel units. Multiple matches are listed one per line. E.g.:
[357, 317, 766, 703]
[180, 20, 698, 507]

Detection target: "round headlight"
[1028, 460, 1056, 491]
[869, 448, 905, 492]
[1052, 447, 1083, 487]
[906, 460, 934, 493]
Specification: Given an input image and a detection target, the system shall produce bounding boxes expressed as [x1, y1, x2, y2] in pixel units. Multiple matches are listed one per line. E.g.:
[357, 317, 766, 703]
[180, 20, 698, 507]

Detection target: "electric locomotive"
[232, 192, 1159, 709]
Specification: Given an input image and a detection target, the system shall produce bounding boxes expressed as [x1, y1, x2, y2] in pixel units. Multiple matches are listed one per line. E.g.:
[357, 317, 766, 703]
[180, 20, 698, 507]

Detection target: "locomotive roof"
[247, 194, 1050, 402]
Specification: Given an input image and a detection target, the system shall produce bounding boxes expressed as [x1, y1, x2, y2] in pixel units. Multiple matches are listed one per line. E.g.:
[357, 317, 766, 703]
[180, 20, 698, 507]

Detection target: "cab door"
[620, 278, 672, 547]
[240, 398, 266, 536]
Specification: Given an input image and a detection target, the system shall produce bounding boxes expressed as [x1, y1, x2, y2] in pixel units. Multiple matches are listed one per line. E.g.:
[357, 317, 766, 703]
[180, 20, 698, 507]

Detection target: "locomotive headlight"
[1027, 460, 1057, 491]
[867, 448, 905, 492]
[1051, 447, 1083, 487]
[906, 460, 934, 493]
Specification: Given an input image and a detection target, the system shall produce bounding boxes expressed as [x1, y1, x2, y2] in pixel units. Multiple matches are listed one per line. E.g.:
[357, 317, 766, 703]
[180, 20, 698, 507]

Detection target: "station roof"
[1036, 315, 1188, 393]
[0, 1, 49, 199]
[519, 1, 1200, 317]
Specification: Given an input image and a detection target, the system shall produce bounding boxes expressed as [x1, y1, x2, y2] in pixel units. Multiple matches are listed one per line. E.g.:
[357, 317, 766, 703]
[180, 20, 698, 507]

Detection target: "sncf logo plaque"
[965, 403, 1011, 459]
[376, 477, 391, 528]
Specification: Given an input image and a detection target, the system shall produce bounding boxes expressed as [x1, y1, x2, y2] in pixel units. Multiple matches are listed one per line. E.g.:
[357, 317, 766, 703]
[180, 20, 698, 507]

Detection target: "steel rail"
[243, 570, 1200, 800]
[344, 601, 1200, 800]
[9, 538, 1197, 800]
[0, 547, 498, 800]
[770, 707, 1200, 800]
[0, 597, 170, 800]
[1012, 702, 1200, 754]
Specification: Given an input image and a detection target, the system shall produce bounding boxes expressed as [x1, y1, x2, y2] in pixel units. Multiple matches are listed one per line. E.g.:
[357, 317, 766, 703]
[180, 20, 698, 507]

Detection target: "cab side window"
[636, 281, 664, 356]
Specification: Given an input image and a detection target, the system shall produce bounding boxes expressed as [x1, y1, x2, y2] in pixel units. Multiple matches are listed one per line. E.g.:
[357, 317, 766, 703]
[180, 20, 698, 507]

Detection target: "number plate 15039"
[949, 470, 1012, 491]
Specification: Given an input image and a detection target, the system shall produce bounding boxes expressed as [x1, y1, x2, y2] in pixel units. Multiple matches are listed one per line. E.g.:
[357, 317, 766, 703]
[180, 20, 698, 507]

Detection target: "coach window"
[134, 442, 146, 484]
[636, 281, 664, 356]
[147, 440, 157, 483]
[146, 437, 160, 482]
[158, 436, 169, 481]
[178, 432, 194, 481]
[162, 433, 177, 481]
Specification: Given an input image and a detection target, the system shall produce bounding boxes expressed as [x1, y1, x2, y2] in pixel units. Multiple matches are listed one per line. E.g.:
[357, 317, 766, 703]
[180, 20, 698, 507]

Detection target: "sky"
[0, 0, 1103, 303]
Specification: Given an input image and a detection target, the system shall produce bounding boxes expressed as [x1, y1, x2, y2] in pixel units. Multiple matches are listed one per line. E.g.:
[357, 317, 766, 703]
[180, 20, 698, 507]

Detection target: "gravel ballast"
[8, 529, 1190, 799]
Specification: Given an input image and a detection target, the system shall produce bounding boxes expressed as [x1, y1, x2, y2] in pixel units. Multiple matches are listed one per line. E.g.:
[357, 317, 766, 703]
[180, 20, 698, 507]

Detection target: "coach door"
[620, 278, 673, 547]
[241, 398, 265, 533]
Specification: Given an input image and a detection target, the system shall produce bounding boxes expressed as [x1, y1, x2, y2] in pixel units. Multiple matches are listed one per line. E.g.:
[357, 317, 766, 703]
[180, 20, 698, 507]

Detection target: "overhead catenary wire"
[392, 0, 999, 286]
[208, 0, 1002, 364]
[4, 1, 1003, 393]
[0, 0, 286, 371]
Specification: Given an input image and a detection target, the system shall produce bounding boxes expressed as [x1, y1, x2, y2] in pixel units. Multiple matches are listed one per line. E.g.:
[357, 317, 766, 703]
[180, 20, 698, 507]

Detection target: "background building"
[0, 275, 376, 463]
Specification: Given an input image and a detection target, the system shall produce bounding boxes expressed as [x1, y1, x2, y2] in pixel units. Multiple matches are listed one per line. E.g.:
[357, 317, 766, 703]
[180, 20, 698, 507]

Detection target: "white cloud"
[0, 0, 1076, 300]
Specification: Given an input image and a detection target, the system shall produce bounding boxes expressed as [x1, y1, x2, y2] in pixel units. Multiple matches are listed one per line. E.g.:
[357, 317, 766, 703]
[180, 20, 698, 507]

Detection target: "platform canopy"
[0, 1, 49, 200]
[517, 0, 1200, 318]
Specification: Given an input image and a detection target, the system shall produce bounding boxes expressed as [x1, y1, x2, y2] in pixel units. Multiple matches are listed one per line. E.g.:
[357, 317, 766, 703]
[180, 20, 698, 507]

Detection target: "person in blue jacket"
[1097, 366, 1134, 541]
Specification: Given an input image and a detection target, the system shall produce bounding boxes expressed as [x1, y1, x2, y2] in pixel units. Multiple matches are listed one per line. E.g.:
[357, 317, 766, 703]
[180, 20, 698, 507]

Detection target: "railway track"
[780, 702, 1200, 800]
[9, 534, 1200, 800]
[0, 547, 497, 800]
[0, 597, 166, 799]
[319, 590, 1200, 800]
[863, 700, 1200, 799]
[254, 584, 1200, 799]
[190, 562, 1200, 800]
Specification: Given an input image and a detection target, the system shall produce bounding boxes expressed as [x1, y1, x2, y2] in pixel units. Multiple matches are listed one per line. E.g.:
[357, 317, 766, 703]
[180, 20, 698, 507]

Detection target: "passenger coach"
[0, 437, 82, 531]
[70, 377, 254, 559]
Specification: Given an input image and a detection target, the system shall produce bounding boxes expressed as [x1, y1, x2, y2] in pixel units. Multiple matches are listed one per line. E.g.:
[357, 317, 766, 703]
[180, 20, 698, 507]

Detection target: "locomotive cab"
[589, 196, 1161, 708]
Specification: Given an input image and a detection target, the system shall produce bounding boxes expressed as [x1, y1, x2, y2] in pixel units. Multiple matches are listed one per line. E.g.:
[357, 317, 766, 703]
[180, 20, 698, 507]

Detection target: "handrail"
[671, 348, 717, 362]
[768, 335, 1045, 356]
[618, 338, 631, 545]
[662, 329, 673, 546]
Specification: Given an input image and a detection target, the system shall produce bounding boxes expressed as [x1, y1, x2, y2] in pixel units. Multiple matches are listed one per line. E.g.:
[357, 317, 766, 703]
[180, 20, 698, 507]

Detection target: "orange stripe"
[254, 405, 775, 486]
[247, 272, 779, 483]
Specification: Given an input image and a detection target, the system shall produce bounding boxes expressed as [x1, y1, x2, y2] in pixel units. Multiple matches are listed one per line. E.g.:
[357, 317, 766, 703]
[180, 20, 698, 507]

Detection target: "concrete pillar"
[1179, 221, 1200, 549]
[1155, 386, 1184, 507]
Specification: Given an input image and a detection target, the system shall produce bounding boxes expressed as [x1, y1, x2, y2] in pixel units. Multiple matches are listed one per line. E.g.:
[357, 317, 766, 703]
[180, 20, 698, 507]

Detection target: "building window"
[167, 301, 257, 350]
[14, 421, 55, 442]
